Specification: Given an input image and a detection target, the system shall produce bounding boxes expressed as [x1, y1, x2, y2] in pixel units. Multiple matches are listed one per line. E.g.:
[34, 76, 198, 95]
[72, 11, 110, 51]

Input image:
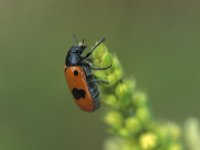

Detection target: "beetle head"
[70, 35, 87, 54]
[70, 39, 87, 54]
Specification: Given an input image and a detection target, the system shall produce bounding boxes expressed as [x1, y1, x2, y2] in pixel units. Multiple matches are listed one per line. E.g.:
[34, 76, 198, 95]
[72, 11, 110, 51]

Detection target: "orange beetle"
[64, 37, 111, 112]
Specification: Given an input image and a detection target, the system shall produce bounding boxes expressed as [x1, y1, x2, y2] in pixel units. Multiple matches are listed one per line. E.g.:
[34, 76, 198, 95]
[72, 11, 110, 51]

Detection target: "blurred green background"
[0, 0, 200, 150]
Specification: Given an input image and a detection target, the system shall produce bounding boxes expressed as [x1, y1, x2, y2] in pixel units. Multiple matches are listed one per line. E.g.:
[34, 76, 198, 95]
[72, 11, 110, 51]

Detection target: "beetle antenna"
[91, 37, 106, 51]
[81, 37, 106, 60]
[72, 34, 79, 46]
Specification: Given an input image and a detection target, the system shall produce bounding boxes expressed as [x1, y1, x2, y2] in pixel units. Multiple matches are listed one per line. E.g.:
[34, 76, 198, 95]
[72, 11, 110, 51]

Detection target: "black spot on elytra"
[72, 88, 86, 100]
[73, 70, 78, 76]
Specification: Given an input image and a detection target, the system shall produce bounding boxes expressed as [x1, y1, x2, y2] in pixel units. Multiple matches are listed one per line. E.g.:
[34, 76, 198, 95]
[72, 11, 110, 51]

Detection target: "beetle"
[64, 36, 111, 112]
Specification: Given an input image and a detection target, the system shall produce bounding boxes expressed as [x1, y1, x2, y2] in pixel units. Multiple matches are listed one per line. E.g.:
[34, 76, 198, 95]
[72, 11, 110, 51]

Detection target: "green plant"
[92, 43, 183, 150]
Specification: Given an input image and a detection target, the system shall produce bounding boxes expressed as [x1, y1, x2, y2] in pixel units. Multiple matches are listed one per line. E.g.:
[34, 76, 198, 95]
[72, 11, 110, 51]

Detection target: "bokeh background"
[1, 0, 200, 150]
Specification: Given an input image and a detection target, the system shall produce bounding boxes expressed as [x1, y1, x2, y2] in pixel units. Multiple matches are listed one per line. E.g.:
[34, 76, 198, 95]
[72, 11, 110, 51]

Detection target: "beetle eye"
[80, 45, 87, 50]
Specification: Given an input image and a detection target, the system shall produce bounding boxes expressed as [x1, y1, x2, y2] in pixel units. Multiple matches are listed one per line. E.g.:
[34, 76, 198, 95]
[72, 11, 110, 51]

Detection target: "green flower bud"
[168, 143, 182, 150]
[103, 95, 118, 108]
[132, 91, 147, 107]
[118, 128, 131, 138]
[136, 107, 151, 126]
[93, 70, 106, 79]
[168, 123, 181, 141]
[102, 53, 113, 69]
[113, 69, 123, 81]
[156, 125, 170, 144]
[121, 143, 137, 150]
[156, 123, 181, 144]
[115, 83, 132, 108]
[106, 74, 118, 86]
[112, 55, 122, 71]
[139, 133, 158, 150]
[104, 111, 123, 129]
[125, 117, 141, 134]
[115, 83, 129, 99]
[93, 43, 108, 61]
[96, 53, 113, 70]
[105, 138, 139, 150]
[124, 79, 136, 91]
[92, 44, 113, 68]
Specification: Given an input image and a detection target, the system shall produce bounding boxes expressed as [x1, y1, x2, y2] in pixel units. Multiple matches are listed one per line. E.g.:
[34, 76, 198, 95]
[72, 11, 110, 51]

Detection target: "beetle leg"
[90, 64, 112, 70]
[80, 62, 112, 71]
